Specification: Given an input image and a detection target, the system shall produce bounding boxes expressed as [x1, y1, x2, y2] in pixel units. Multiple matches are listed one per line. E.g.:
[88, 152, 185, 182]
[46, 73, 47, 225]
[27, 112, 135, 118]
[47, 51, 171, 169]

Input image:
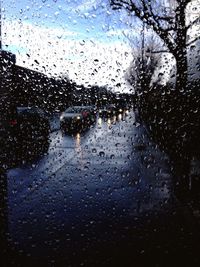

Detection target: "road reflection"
[118, 113, 122, 121]
[75, 132, 81, 151]
[107, 118, 111, 126]
[98, 115, 120, 128]
[97, 117, 102, 126]
[74, 132, 85, 167]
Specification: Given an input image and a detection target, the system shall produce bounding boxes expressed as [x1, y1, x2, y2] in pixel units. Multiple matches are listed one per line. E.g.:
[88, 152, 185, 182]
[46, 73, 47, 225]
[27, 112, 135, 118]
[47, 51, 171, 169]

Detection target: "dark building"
[12, 64, 73, 112]
[0, 50, 16, 98]
[0, 49, 72, 112]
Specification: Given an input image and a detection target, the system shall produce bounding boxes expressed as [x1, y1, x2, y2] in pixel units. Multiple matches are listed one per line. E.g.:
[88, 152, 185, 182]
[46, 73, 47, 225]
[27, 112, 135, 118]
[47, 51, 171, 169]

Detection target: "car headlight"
[60, 115, 64, 120]
[76, 116, 81, 120]
[119, 109, 122, 112]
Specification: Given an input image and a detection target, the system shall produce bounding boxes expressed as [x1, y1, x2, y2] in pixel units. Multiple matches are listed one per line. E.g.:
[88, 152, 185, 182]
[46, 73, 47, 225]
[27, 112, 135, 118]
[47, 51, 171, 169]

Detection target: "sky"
[2, 0, 136, 92]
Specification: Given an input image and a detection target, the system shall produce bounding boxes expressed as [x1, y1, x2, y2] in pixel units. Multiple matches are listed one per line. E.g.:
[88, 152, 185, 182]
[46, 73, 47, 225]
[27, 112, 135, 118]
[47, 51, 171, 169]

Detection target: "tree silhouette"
[125, 29, 161, 91]
[110, 0, 200, 92]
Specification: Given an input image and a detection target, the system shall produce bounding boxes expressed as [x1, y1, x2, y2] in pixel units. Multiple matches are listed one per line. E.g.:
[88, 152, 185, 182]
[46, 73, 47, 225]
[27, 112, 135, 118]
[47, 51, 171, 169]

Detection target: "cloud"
[106, 28, 141, 39]
[75, 0, 104, 13]
[3, 19, 133, 92]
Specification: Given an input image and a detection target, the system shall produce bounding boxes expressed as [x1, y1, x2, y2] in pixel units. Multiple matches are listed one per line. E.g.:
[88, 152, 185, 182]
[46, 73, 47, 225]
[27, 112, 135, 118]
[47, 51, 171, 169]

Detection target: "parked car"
[16, 107, 50, 151]
[0, 102, 50, 167]
[0, 97, 18, 166]
[60, 106, 95, 133]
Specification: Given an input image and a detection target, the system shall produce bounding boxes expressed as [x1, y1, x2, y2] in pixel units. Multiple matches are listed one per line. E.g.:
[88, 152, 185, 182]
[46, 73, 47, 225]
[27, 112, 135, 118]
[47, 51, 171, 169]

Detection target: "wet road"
[5, 112, 200, 266]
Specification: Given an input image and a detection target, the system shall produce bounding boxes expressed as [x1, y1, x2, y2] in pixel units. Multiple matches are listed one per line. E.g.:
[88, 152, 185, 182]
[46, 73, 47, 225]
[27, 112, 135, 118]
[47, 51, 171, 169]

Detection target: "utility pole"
[141, 21, 145, 73]
[140, 21, 145, 90]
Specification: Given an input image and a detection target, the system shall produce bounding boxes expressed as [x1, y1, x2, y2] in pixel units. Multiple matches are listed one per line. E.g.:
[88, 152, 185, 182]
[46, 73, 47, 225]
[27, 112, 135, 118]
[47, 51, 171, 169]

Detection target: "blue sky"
[3, 0, 128, 42]
[2, 0, 134, 91]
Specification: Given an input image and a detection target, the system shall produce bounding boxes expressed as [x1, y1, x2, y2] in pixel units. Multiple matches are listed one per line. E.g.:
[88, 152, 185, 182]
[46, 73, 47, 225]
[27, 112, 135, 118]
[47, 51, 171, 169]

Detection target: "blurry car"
[99, 104, 116, 117]
[88, 105, 98, 114]
[0, 103, 50, 167]
[83, 105, 97, 122]
[115, 100, 129, 114]
[60, 106, 95, 133]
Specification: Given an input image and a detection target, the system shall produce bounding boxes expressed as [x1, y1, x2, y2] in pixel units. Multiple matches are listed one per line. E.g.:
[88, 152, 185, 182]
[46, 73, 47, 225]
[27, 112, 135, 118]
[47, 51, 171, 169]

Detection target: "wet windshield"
[1, 0, 200, 266]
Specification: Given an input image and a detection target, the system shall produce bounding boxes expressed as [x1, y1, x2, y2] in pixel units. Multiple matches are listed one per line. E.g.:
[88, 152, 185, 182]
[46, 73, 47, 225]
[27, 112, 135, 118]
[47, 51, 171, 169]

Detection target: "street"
[5, 111, 200, 266]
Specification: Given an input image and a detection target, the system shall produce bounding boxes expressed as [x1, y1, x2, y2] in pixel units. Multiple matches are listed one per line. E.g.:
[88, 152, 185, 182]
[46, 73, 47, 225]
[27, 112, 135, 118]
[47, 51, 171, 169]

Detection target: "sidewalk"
[135, 109, 200, 227]
[49, 113, 60, 132]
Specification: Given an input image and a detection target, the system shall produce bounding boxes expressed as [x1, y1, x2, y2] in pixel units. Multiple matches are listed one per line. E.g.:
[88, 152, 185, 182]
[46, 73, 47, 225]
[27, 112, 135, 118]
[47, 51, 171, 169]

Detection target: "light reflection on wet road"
[6, 111, 200, 266]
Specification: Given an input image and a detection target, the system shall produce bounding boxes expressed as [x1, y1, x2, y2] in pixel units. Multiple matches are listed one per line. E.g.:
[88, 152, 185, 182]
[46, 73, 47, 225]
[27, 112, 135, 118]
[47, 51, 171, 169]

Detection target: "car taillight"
[10, 119, 17, 126]
[82, 111, 88, 117]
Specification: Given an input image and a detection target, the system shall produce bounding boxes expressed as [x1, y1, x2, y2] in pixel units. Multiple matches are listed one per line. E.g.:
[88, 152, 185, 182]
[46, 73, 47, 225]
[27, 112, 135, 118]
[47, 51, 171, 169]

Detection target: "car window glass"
[1, 1, 200, 266]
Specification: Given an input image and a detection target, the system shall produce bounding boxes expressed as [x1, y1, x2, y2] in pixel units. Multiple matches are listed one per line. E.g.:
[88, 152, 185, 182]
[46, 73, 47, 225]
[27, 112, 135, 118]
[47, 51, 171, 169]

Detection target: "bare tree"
[125, 25, 161, 91]
[110, 0, 200, 92]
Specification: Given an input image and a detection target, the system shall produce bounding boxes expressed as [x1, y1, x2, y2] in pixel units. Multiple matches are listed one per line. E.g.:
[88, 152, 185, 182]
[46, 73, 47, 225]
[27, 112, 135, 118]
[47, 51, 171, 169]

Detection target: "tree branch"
[146, 50, 170, 54]
[111, 0, 176, 53]
[184, 0, 193, 7]
[187, 36, 200, 46]
[131, 3, 176, 53]
[156, 16, 174, 21]
[148, 5, 176, 32]
[186, 16, 200, 30]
